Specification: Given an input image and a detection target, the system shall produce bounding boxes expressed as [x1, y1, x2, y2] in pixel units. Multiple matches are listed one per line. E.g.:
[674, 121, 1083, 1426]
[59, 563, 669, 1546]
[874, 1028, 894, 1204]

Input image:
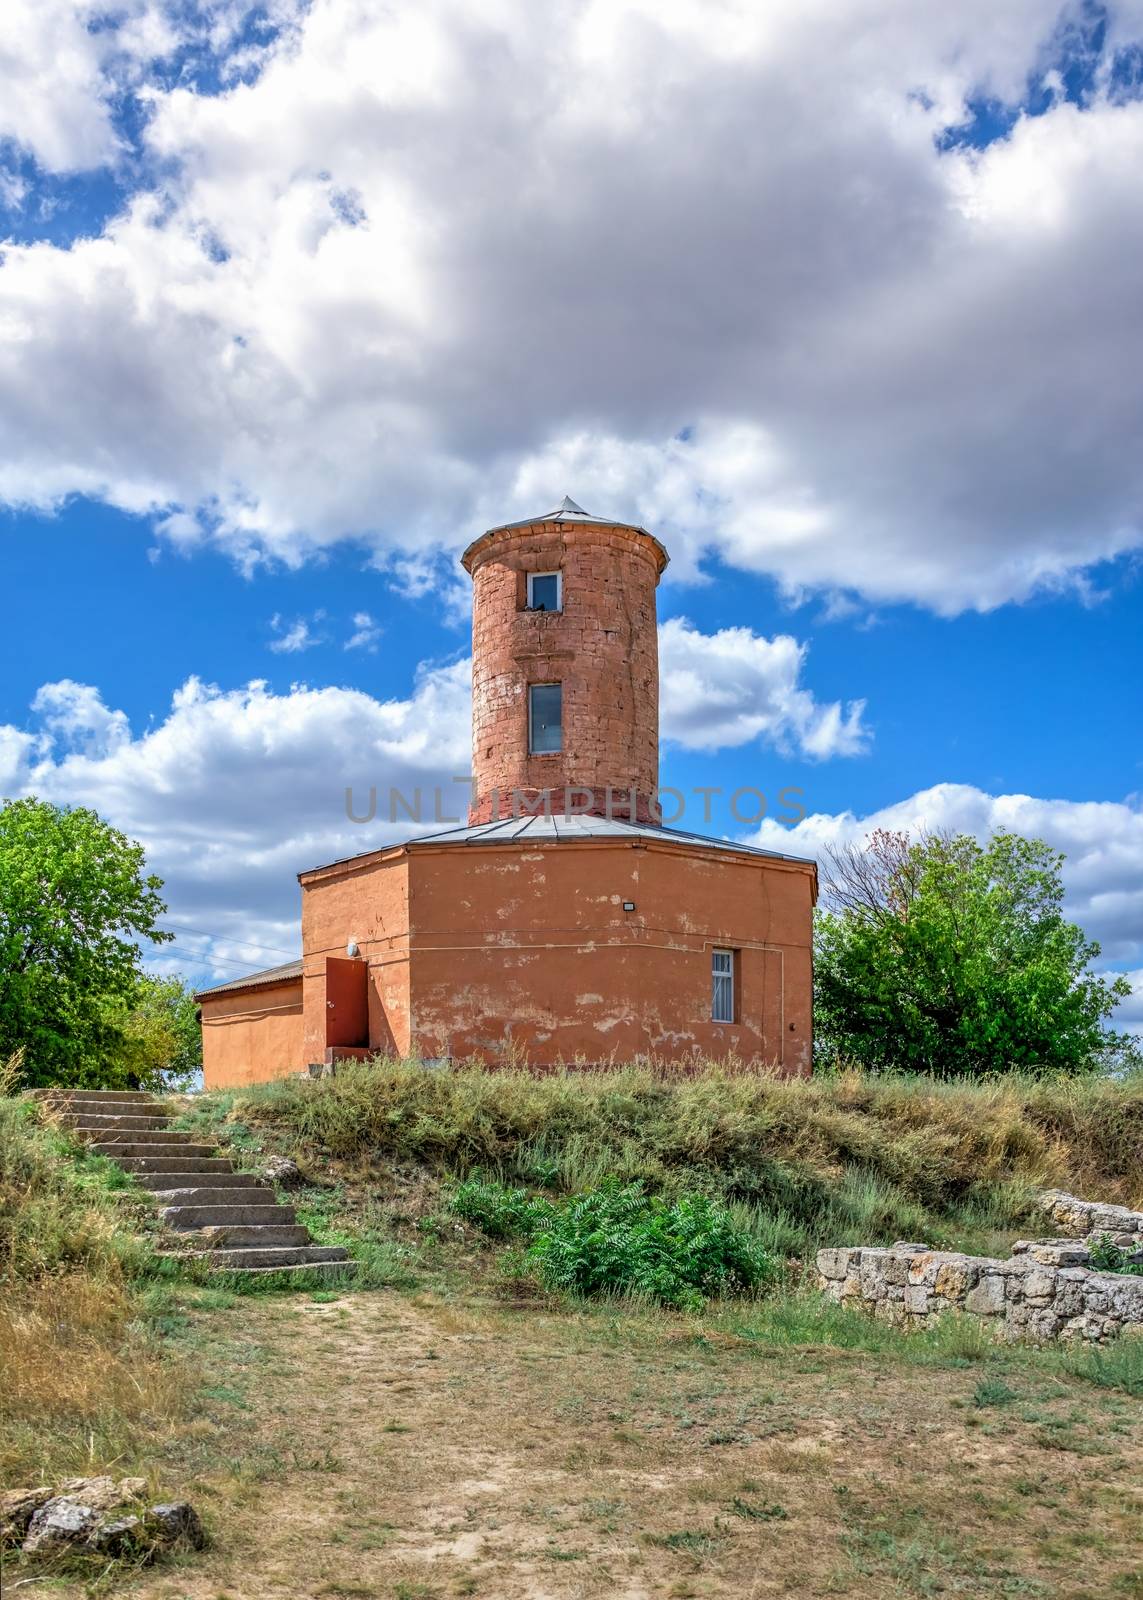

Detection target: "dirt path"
[125, 1288, 1143, 1600]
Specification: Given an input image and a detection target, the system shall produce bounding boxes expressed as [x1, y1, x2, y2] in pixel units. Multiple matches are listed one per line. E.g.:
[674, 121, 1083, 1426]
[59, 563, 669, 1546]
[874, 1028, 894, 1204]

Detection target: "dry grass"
[177, 1060, 1143, 1263]
[0, 1273, 190, 1486]
[0, 1096, 194, 1494]
[114, 1286, 1143, 1600]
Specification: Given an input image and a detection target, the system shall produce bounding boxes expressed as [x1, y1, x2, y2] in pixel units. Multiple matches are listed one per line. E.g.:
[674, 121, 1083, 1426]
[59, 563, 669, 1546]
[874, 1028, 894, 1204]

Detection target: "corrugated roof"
[195, 959, 302, 1000]
[305, 813, 814, 877]
[461, 496, 669, 572]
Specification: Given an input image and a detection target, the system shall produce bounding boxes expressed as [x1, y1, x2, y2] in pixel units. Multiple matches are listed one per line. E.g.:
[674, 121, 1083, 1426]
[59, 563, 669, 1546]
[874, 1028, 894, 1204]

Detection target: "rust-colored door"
[325, 957, 369, 1049]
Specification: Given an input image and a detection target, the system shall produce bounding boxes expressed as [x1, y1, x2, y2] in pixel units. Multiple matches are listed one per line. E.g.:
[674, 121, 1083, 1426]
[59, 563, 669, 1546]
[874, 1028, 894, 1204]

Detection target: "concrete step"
[150, 1184, 277, 1207]
[177, 1224, 313, 1247]
[192, 1259, 358, 1283]
[83, 1131, 204, 1149]
[65, 1114, 171, 1132]
[162, 1204, 297, 1230]
[176, 1244, 350, 1269]
[112, 1156, 237, 1175]
[35, 1089, 159, 1105]
[135, 1170, 259, 1191]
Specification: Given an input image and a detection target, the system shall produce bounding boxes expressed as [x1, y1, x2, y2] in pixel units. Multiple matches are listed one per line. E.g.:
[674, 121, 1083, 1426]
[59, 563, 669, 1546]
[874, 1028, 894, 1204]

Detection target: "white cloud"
[753, 783, 1143, 974]
[0, 665, 472, 983]
[268, 612, 323, 653]
[30, 680, 130, 758]
[344, 611, 382, 652]
[3, 2, 1143, 608]
[659, 617, 868, 758]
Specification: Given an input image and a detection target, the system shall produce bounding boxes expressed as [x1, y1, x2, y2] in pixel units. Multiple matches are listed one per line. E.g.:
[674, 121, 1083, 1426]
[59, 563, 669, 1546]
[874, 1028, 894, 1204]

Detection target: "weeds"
[215, 1058, 1143, 1260]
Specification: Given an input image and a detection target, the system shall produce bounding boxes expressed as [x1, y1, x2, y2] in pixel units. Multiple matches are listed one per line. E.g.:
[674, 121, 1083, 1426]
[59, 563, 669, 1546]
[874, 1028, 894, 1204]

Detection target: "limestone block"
[964, 1274, 1006, 1316]
[860, 1262, 889, 1300]
[904, 1284, 931, 1315]
[22, 1499, 99, 1553]
[1023, 1268, 1057, 1304]
[935, 1260, 976, 1301]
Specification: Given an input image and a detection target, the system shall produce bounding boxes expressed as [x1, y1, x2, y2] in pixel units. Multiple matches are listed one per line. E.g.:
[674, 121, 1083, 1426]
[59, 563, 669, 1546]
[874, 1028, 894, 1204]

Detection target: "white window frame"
[527, 570, 562, 612]
[712, 947, 735, 1023]
[528, 681, 562, 754]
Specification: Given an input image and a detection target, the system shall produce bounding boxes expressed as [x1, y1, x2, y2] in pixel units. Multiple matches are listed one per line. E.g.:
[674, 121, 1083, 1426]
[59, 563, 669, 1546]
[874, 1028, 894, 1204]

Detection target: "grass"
[7, 1060, 1143, 1596]
[176, 1058, 1143, 1264]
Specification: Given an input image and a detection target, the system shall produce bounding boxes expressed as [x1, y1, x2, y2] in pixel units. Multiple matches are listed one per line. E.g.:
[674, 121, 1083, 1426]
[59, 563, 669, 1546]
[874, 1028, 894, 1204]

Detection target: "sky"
[0, 0, 1141, 1031]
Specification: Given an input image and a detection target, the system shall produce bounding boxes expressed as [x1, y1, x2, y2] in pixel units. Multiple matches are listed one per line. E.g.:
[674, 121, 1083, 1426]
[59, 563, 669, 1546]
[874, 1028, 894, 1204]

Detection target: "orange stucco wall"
[407, 839, 813, 1070]
[200, 976, 305, 1089]
[297, 836, 814, 1073]
[300, 851, 412, 1065]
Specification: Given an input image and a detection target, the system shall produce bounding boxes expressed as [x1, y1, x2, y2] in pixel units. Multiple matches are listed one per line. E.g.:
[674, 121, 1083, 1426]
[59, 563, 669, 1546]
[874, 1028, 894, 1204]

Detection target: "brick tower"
[461, 497, 668, 824]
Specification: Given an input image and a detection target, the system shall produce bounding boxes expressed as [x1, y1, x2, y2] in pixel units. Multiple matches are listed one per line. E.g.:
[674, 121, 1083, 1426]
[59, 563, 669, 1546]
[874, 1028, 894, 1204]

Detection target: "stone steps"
[186, 1224, 313, 1247]
[177, 1243, 350, 1269]
[36, 1089, 159, 1105]
[152, 1184, 280, 1207]
[115, 1156, 237, 1175]
[80, 1129, 204, 1147]
[42, 1089, 354, 1281]
[135, 1170, 266, 1191]
[162, 1203, 300, 1230]
[88, 1141, 219, 1158]
[64, 1114, 173, 1132]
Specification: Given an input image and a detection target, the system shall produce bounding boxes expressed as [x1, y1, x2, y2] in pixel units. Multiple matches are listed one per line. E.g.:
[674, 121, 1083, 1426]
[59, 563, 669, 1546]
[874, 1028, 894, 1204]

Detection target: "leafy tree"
[814, 828, 1136, 1078]
[0, 797, 173, 1088]
[106, 975, 204, 1091]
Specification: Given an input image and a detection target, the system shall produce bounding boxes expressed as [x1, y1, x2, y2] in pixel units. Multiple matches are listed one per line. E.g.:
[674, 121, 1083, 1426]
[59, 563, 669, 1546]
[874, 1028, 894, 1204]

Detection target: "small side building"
[197, 499, 817, 1087]
[197, 960, 304, 1089]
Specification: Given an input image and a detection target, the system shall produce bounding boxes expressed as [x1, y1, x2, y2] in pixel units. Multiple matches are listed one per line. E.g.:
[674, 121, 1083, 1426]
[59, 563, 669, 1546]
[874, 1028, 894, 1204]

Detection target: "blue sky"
[1, 0, 1141, 1023]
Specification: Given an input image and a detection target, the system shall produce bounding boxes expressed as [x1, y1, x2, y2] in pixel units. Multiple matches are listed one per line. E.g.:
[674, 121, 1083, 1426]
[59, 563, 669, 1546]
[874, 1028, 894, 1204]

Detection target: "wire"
[154, 919, 297, 959]
[157, 943, 298, 975]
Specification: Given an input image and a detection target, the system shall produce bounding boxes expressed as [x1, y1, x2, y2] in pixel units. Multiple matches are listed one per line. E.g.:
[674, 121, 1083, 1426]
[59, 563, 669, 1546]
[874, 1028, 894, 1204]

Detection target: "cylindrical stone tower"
[461, 497, 669, 824]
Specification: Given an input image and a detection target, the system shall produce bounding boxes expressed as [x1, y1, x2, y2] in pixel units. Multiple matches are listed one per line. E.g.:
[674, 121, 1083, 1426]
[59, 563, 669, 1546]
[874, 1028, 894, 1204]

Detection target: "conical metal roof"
[461, 495, 669, 571]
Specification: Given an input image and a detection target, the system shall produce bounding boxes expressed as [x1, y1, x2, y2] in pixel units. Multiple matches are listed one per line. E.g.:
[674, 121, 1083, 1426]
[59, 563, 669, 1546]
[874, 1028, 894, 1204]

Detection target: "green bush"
[449, 1174, 555, 1238]
[526, 1180, 776, 1310]
[1087, 1233, 1143, 1277]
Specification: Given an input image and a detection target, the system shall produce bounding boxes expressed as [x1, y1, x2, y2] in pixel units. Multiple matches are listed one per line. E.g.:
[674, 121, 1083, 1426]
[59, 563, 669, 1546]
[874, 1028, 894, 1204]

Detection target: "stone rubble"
[1037, 1188, 1143, 1245]
[817, 1188, 1143, 1343]
[2, 1476, 205, 1562]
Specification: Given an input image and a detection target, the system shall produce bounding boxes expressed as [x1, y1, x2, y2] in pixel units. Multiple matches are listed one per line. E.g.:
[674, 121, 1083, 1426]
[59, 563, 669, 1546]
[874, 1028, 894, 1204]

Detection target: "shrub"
[1087, 1233, 1143, 1277]
[527, 1179, 776, 1310]
[449, 1174, 555, 1238]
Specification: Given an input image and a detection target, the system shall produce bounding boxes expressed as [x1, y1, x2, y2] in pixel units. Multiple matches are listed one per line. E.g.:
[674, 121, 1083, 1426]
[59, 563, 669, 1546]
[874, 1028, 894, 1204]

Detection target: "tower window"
[527, 571, 562, 612]
[529, 683, 562, 753]
[711, 948, 735, 1023]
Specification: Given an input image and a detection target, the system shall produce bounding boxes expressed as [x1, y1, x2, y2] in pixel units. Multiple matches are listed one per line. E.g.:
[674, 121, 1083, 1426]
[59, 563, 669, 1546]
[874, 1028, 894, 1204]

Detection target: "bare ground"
[95, 1286, 1143, 1600]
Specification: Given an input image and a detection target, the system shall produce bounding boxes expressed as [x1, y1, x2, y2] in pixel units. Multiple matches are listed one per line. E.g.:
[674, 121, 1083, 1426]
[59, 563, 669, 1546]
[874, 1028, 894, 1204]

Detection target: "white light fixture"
[346, 939, 359, 958]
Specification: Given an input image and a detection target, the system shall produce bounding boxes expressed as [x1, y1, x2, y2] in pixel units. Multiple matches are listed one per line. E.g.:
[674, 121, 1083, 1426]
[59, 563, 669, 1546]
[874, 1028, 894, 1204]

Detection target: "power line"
[158, 942, 295, 975]
[154, 920, 297, 959]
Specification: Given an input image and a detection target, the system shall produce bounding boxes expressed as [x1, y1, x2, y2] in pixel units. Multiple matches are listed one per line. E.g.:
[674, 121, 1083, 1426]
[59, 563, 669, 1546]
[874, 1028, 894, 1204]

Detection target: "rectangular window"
[712, 948, 735, 1023]
[527, 571, 562, 612]
[529, 682, 562, 753]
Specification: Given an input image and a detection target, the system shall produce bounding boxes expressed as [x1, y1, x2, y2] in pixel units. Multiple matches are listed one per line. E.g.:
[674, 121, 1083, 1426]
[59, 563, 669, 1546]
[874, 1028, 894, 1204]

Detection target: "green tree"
[110, 975, 203, 1090]
[813, 828, 1135, 1077]
[0, 797, 173, 1088]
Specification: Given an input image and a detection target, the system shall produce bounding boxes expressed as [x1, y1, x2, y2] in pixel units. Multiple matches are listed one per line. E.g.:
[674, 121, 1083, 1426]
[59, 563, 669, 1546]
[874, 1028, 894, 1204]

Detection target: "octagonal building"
[198, 499, 817, 1085]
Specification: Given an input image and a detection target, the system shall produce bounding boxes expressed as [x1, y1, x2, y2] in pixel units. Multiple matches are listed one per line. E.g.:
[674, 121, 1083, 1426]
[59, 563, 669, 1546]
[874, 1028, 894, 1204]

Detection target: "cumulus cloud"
[3, 1, 1143, 608]
[268, 612, 323, 653]
[0, 665, 472, 983]
[659, 617, 868, 758]
[0, 612, 862, 975]
[345, 612, 382, 652]
[753, 783, 1143, 975]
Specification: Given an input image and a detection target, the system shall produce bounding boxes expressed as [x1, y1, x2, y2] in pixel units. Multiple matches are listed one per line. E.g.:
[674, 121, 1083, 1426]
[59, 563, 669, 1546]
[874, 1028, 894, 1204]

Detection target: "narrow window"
[529, 682, 562, 753]
[712, 948, 735, 1023]
[527, 571, 562, 612]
